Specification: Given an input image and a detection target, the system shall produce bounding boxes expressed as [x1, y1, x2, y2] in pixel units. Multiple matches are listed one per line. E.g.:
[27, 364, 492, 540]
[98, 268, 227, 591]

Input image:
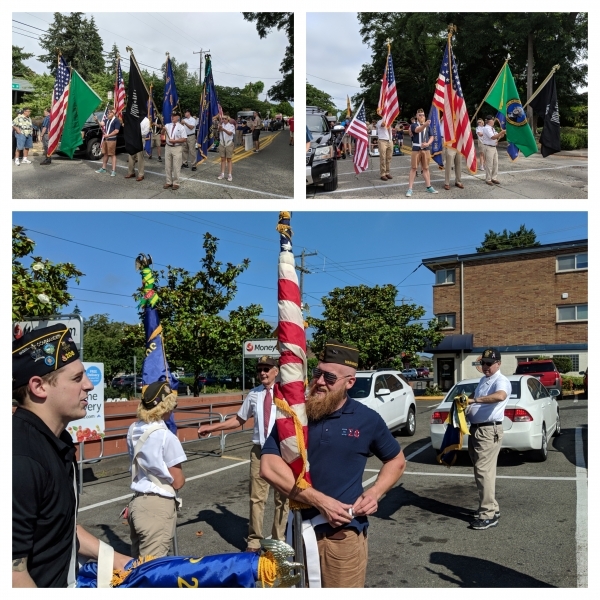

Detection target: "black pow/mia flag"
[124, 57, 149, 155]
[529, 74, 561, 158]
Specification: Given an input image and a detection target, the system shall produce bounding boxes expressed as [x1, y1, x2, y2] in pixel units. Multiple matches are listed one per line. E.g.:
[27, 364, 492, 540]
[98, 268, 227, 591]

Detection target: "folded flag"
[437, 392, 470, 468]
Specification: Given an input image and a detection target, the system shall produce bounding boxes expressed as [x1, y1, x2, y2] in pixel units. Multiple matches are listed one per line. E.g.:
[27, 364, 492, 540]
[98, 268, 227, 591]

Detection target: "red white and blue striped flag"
[432, 38, 477, 174]
[345, 100, 369, 174]
[273, 212, 311, 495]
[114, 57, 126, 119]
[47, 55, 70, 157]
[377, 46, 399, 127]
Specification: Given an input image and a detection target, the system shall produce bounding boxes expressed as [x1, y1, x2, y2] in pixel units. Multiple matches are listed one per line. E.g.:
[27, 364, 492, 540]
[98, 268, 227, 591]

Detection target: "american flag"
[47, 55, 70, 157]
[432, 40, 477, 173]
[273, 212, 311, 495]
[345, 100, 369, 174]
[377, 47, 399, 127]
[114, 58, 126, 118]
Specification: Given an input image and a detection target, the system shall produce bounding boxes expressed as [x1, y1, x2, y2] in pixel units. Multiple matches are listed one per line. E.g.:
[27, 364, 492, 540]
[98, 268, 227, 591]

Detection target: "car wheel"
[552, 410, 561, 437]
[531, 425, 548, 462]
[323, 173, 338, 192]
[401, 407, 416, 436]
[86, 138, 102, 160]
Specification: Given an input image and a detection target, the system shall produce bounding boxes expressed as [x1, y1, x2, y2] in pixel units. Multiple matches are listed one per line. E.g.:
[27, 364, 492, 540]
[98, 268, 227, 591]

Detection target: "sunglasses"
[312, 367, 352, 385]
[257, 366, 273, 373]
[480, 361, 497, 366]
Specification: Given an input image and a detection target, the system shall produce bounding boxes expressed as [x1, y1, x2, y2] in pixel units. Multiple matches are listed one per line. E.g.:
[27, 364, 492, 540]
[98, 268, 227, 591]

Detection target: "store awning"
[425, 334, 474, 353]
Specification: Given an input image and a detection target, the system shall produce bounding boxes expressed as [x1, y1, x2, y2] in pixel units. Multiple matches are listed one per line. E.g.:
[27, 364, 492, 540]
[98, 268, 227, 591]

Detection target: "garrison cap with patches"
[319, 340, 359, 369]
[12, 324, 79, 389]
[141, 381, 172, 409]
[257, 356, 278, 368]
[481, 348, 501, 363]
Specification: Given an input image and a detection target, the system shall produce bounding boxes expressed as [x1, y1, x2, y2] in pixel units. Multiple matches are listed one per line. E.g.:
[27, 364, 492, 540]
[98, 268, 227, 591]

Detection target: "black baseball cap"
[480, 348, 501, 364]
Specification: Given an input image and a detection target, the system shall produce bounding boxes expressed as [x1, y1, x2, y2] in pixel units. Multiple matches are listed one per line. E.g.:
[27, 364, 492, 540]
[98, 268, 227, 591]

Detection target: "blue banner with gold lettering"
[163, 56, 179, 124]
[196, 55, 221, 164]
[428, 104, 444, 168]
[495, 112, 520, 161]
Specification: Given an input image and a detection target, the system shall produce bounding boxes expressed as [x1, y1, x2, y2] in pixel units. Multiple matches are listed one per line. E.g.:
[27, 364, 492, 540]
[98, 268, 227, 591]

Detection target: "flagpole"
[470, 54, 511, 124]
[126, 46, 151, 97]
[523, 64, 561, 109]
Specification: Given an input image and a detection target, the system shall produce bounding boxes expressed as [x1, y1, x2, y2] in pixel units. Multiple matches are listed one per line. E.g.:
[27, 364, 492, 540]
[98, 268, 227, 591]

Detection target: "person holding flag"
[481, 114, 506, 185]
[181, 109, 197, 169]
[162, 112, 187, 190]
[95, 107, 120, 176]
[406, 109, 438, 197]
[375, 116, 393, 181]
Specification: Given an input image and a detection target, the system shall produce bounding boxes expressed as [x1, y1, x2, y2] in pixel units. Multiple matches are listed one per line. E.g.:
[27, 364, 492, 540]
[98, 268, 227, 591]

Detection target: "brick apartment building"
[422, 239, 588, 391]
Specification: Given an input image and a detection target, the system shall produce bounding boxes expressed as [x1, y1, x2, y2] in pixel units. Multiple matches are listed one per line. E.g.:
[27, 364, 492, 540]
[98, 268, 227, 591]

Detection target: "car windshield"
[307, 114, 329, 134]
[444, 381, 520, 401]
[348, 377, 371, 399]
[515, 363, 555, 373]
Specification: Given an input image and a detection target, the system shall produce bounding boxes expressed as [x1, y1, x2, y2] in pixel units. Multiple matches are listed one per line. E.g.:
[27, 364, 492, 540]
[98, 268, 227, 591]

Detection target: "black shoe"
[148, 155, 152, 160]
[182, 163, 189, 168]
[191, 167, 197, 171]
[40, 158, 51, 165]
[158, 156, 162, 162]
[470, 516, 499, 530]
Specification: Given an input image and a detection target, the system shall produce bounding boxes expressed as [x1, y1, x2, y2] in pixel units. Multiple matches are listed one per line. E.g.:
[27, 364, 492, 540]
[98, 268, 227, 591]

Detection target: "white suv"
[348, 370, 416, 435]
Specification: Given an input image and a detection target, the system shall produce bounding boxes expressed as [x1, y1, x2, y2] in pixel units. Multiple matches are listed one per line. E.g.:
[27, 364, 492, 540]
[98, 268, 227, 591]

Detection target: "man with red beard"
[261, 340, 406, 588]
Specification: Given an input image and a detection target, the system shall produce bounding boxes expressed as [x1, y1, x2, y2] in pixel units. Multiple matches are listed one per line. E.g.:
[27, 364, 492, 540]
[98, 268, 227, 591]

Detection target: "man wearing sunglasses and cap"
[465, 347, 512, 530]
[12, 325, 132, 587]
[260, 340, 406, 587]
[198, 356, 289, 553]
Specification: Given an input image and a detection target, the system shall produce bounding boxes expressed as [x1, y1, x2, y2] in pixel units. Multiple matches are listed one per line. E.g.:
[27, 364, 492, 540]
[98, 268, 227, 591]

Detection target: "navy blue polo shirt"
[262, 396, 401, 533]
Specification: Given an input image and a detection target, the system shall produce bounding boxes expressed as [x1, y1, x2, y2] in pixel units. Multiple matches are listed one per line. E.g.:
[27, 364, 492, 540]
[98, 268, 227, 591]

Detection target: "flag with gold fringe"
[273, 212, 312, 502]
[437, 392, 470, 467]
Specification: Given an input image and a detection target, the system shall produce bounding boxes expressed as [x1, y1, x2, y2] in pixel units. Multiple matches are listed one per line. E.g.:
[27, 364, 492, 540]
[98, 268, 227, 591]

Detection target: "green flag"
[485, 63, 538, 157]
[60, 69, 102, 159]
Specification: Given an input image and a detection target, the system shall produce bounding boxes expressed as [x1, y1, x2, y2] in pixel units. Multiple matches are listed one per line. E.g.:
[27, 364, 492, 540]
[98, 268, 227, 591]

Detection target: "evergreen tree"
[105, 42, 121, 76]
[12, 46, 35, 78]
[476, 225, 541, 253]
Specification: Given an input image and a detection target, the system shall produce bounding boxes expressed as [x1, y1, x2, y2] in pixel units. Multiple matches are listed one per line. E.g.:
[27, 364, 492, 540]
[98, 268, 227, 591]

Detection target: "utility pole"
[294, 249, 317, 308]
[193, 49, 211, 86]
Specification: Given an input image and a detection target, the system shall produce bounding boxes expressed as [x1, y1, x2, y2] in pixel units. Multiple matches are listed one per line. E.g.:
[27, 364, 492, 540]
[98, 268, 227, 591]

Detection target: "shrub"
[553, 356, 573, 374]
[562, 376, 583, 391]
[424, 384, 443, 396]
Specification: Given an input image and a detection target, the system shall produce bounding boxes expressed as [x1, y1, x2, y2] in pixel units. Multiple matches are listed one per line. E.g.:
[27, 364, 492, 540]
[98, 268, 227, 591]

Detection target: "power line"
[307, 73, 362, 89]
[13, 19, 46, 32]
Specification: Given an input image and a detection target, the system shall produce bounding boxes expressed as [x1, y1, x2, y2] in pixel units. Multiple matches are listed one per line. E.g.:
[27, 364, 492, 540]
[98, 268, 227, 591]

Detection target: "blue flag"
[428, 104, 444, 168]
[495, 111, 520, 161]
[145, 89, 155, 156]
[163, 56, 179, 124]
[196, 55, 221, 164]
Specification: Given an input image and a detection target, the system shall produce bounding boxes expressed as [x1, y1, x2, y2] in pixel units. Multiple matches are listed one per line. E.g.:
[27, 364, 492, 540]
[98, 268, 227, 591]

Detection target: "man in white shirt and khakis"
[198, 356, 289, 552]
[217, 114, 236, 182]
[161, 112, 187, 190]
[181, 109, 197, 170]
[376, 118, 393, 181]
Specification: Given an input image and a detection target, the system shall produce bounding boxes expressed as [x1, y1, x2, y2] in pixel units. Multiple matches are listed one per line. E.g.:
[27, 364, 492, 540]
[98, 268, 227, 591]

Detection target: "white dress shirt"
[237, 384, 276, 447]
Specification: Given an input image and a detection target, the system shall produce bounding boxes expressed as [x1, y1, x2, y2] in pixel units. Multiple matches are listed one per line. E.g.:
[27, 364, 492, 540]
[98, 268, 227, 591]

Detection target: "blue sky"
[13, 211, 588, 332]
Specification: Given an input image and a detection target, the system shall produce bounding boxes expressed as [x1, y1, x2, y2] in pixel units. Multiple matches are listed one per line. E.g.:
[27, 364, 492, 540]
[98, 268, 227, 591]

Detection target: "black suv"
[306, 106, 341, 192]
[58, 111, 126, 160]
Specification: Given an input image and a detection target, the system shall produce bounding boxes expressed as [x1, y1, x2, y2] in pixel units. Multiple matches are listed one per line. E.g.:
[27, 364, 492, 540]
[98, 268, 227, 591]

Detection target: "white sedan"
[348, 370, 416, 435]
[430, 375, 561, 461]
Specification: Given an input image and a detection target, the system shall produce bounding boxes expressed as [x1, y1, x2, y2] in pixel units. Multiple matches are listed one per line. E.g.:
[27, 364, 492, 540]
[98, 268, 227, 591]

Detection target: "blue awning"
[425, 334, 474, 353]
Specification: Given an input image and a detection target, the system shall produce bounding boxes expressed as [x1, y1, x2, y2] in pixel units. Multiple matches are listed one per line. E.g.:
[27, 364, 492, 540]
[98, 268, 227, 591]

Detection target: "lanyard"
[66, 466, 78, 587]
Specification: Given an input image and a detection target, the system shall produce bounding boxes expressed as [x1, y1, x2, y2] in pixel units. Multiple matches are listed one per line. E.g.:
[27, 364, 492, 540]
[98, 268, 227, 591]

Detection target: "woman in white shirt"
[126, 381, 186, 558]
[475, 118, 485, 172]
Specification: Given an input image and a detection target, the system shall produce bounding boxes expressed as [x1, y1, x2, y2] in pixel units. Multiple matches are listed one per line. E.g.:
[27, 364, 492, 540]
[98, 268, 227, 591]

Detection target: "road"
[307, 146, 588, 199]
[12, 130, 293, 199]
[77, 396, 588, 588]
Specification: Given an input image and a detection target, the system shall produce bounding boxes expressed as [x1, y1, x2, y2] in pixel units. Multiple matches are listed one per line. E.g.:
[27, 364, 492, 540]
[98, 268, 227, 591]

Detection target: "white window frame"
[556, 304, 588, 322]
[556, 252, 588, 273]
[436, 313, 456, 329]
[435, 268, 456, 285]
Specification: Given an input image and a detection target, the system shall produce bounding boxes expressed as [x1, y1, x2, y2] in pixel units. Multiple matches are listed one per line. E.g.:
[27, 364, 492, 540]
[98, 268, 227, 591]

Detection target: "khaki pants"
[468, 424, 503, 520]
[483, 145, 499, 182]
[247, 444, 289, 549]
[184, 135, 196, 166]
[127, 150, 145, 177]
[165, 144, 183, 185]
[316, 528, 368, 588]
[378, 139, 393, 177]
[128, 493, 176, 558]
[443, 147, 462, 185]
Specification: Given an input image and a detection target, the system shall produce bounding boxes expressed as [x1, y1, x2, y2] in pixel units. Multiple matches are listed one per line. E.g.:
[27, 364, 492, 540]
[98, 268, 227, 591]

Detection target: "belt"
[483, 144, 497, 147]
[187, 134, 195, 137]
[134, 491, 176, 500]
[470, 421, 502, 428]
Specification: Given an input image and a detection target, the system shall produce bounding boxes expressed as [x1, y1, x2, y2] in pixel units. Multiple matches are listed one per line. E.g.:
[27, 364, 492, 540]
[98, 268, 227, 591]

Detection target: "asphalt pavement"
[307, 146, 588, 199]
[76, 396, 588, 588]
[12, 130, 293, 199]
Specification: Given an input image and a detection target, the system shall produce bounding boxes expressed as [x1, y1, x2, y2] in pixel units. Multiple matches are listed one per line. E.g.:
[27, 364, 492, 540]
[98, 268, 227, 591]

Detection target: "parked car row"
[110, 375, 142, 392]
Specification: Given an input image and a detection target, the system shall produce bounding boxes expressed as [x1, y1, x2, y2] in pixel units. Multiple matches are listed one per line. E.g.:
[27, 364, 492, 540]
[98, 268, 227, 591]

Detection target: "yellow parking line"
[211, 132, 280, 164]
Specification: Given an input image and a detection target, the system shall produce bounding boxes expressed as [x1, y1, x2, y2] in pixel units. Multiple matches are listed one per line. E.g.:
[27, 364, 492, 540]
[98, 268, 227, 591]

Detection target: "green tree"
[243, 81, 265, 98]
[12, 226, 84, 321]
[105, 42, 121, 76]
[552, 356, 573, 374]
[13, 46, 35, 78]
[307, 284, 444, 370]
[122, 234, 272, 396]
[14, 73, 54, 117]
[272, 100, 293, 116]
[243, 12, 294, 102]
[38, 12, 105, 80]
[83, 314, 144, 384]
[306, 82, 337, 114]
[476, 225, 540, 253]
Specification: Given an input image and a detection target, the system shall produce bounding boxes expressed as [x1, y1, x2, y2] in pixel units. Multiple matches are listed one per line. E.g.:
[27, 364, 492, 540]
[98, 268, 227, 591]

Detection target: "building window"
[556, 252, 588, 272]
[436, 313, 456, 329]
[557, 304, 588, 322]
[435, 268, 455, 285]
[553, 354, 580, 371]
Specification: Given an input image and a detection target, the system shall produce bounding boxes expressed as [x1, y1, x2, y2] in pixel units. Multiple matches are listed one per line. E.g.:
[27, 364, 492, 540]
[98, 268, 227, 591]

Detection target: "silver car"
[430, 375, 561, 461]
[348, 370, 416, 435]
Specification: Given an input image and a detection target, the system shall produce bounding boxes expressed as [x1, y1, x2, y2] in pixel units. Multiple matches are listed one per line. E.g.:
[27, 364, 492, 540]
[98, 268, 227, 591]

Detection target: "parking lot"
[306, 146, 588, 199]
[12, 130, 293, 199]
[76, 396, 587, 588]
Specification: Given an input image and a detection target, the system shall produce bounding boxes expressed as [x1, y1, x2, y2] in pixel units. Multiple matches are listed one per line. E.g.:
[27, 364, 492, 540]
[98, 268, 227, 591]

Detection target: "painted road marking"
[575, 426, 588, 587]
[212, 132, 280, 164]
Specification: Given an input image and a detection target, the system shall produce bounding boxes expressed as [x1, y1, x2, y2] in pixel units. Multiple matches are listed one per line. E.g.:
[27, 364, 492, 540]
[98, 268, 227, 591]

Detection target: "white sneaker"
[217, 173, 225, 180]
[22, 158, 32, 164]
[227, 174, 232, 181]
[15, 158, 20, 166]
